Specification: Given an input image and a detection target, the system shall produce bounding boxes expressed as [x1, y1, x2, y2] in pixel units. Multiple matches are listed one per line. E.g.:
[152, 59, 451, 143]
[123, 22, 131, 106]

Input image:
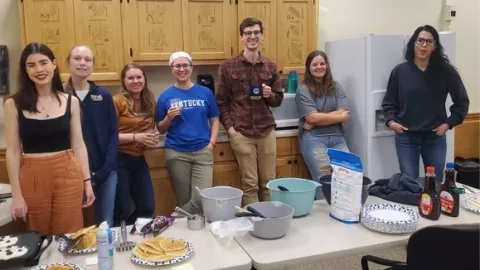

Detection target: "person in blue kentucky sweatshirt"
[64, 45, 119, 227]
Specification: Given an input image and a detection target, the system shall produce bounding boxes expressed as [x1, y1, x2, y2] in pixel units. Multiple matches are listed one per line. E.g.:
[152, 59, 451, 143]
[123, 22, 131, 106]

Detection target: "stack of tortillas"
[132, 236, 187, 262]
[72, 225, 97, 249]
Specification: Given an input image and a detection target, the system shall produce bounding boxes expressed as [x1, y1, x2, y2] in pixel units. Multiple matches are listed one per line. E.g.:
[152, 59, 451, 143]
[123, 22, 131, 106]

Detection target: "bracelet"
[133, 133, 136, 142]
[84, 178, 91, 182]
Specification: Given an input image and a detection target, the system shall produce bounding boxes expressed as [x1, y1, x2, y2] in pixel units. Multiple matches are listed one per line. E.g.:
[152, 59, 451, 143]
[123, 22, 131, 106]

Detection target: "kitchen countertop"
[0, 128, 299, 150]
[234, 193, 480, 270]
[15, 220, 252, 270]
[154, 128, 299, 148]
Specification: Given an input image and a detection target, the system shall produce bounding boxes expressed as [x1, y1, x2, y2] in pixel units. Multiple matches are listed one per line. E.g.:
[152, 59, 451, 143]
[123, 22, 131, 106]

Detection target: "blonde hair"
[66, 45, 95, 64]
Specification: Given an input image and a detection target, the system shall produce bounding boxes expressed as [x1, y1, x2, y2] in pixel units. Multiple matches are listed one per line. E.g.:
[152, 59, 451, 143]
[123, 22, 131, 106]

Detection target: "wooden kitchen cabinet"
[19, 0, 124, 84]
[125, 0, 184, 62]
[182, 0, 235, 61]
[19, 0, 317, 82]
[276, 0, 318, 75]
[237, 0, 277, 60]
[20, 0, 76, 82]
[73, 0, 124, 82]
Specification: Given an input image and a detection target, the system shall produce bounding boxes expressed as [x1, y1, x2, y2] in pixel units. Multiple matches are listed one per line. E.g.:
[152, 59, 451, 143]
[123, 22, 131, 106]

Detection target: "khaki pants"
[229, 129, 276, 205]
[166, 147, 213, 214]
[20, 150, 84, 235]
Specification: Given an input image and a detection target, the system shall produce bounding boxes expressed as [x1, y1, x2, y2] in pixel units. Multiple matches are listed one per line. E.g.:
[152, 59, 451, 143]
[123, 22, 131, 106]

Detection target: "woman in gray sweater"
[295, 50, 351, 199]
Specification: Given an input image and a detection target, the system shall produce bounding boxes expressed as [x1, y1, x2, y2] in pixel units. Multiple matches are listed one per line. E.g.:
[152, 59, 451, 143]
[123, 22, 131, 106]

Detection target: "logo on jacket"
[91, 95, 103, 101]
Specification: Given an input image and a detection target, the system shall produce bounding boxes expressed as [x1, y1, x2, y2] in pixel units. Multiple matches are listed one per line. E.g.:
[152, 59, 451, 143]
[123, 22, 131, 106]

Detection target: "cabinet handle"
[288, 160, 292, 164]
[220, 151, 224, 156]
[279, 70, 283, 74]
[294, 160, 298, 164]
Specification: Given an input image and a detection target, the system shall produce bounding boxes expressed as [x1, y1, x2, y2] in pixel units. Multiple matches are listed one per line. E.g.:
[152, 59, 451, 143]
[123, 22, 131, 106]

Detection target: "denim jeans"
[114, 152, 155, 226]
[395, 132, 447, 183]
[299, 132, 349, 199]
[93, 171, 117, 227]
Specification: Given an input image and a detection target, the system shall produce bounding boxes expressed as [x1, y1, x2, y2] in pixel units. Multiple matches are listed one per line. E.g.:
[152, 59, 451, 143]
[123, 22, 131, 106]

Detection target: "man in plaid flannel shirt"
[216, 17, 284, 205]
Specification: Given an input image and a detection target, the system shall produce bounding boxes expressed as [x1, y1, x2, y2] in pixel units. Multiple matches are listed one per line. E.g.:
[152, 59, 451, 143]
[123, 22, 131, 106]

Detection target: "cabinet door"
[276, 156, 293, 178]
[277, 0, 317, 75]
[22, 0, 76, 81]
[182, 0, 233, 60]
[150, 169, 177, 216]
[213, 162, 242, 189]
[293, 155, 311, 179]
[237, 0, 276, 60]
[73, 0, 124, 82]
[126, 0, 183, 61]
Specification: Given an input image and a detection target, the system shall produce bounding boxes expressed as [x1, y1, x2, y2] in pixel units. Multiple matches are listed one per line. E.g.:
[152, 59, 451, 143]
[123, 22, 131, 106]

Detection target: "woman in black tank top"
[3, 43, 95, 235]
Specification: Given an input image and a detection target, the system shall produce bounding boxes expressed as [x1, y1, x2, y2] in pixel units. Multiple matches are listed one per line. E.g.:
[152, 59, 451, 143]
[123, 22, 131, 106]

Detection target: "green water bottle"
[287, 69, 298, 93]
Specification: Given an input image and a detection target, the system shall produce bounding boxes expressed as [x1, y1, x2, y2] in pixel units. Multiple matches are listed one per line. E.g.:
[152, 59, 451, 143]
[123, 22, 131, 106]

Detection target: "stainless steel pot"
[187, 215, 206, 230]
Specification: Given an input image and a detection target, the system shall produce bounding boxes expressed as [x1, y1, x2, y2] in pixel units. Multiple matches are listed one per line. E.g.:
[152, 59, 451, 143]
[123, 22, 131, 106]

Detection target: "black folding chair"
[361, 224, 480, 270]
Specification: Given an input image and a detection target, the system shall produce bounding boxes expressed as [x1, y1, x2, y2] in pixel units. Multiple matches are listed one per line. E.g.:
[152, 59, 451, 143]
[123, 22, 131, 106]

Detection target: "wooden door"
[276, 0, 317, 75]
[182, 0, 234, 60]
[276, 156, 293, 178]
[22, 0, 76, 81]
[73, 0, 124, 81]
[126, 0, 184, 62]
[293, 155, 311, 179]
[237, 0, 276, 60]
[213, 162, 242, 189]
[150, 169, 177, 216]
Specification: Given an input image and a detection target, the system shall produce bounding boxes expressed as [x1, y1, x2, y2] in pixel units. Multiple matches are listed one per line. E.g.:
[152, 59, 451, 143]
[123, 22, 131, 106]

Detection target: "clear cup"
[170, 98, 182, 115]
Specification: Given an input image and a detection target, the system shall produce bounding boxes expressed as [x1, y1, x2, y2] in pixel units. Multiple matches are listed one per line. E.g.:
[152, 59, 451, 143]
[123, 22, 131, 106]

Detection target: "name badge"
[249, 85, 262, 101]
[91, 95, 103, 101]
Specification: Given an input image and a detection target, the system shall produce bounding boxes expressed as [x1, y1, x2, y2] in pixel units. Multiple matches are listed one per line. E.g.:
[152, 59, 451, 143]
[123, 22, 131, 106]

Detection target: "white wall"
[318, 0, 479, 112]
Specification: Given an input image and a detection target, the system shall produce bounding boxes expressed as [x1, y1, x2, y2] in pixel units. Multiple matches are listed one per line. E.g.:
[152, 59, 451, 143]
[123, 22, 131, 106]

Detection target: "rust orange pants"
[20, 150, 84, 235]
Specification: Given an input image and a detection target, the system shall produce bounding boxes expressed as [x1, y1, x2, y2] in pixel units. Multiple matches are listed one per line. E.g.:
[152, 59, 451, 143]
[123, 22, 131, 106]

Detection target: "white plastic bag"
[327, 148, 364, 223]
[209, 217, 254, 238]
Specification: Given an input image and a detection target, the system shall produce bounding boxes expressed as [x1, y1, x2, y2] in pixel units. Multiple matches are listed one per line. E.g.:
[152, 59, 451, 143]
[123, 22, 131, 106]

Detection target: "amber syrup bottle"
[419, 166, 441, 220]
[440, 162, 460, 217]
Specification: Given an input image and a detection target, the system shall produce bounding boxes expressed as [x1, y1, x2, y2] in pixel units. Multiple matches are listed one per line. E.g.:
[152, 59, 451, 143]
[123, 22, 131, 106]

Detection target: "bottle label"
[420, 194, 433, 215]
[440, 191, 454, 213]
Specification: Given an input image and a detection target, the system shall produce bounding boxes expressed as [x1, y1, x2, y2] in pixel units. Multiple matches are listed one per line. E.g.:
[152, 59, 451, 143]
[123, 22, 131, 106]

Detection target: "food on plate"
[0, 245, 28, 260]
[133, 236, 187, 262]
[46, 265, 75, 270]
[71, 225, 98, 249]
[71, 225, 96, 240]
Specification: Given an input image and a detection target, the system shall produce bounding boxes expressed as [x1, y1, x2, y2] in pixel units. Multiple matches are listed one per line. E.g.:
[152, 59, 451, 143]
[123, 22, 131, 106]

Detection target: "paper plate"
[361, 203, 420, 234]
[31, 262, 86, 270]
[461, 196, 480, 214]
[130, 240, 195, 266]
[57, 230, 119, 254]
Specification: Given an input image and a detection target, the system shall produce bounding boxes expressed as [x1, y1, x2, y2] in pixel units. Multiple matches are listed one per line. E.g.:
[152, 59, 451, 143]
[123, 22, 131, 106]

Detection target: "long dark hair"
[13, 43, 64, 112]
[405, 25, 455, 75]
[120, 63, 156, 116]
[303, 50, 336, 96]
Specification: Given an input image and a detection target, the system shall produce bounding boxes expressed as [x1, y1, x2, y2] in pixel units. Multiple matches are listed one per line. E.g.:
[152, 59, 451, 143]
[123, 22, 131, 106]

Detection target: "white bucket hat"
[169, 51, 192, 66]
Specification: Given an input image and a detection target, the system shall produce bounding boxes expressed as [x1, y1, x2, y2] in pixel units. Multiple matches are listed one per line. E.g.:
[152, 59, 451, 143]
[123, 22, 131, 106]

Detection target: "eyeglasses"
[416, 38, 435, 46]
[171, 64, 192, 70]
[242, 30, 262, 37]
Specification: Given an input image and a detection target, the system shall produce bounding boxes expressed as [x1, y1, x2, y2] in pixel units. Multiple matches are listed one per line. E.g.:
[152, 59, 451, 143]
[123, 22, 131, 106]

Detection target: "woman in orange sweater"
[113, 63, 159, 226]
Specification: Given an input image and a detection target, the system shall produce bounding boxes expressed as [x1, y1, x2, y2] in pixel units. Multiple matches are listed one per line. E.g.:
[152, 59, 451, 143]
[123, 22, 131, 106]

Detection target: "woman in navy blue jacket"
[64, 45, 118, 226]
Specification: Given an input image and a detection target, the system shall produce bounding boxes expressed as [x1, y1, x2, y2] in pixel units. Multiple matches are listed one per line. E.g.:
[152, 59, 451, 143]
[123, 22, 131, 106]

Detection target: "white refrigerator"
[325, 32, 456, 181]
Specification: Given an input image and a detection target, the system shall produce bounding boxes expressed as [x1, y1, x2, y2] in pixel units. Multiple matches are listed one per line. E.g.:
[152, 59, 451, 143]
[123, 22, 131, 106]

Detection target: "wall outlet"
[445, 4, 456, 22]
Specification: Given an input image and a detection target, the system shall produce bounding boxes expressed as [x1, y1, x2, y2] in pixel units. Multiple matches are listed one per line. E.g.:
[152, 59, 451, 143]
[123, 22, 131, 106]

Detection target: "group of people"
[4, 17, 469, 236]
